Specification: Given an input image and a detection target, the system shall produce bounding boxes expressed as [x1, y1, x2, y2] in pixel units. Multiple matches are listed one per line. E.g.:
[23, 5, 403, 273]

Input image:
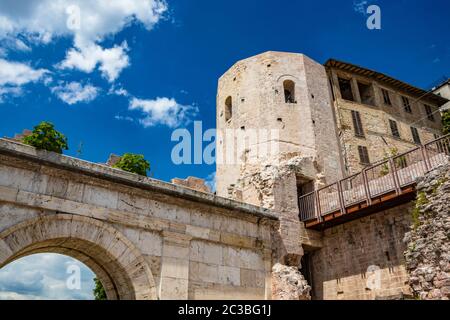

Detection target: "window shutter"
[358, 146, 370, 165]
[351, 110, 364, 137]
[411, 127, 421, 144]
[389, 120, 400, 138]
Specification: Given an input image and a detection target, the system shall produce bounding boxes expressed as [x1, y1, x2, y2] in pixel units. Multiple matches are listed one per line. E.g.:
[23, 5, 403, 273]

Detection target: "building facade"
[215, 51, 448, 300]
[326, 60, 445, 175]
[432, 78, 450, 111]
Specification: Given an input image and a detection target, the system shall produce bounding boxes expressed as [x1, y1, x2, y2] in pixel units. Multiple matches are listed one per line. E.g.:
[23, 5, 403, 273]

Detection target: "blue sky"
[0, 0, 449, 299]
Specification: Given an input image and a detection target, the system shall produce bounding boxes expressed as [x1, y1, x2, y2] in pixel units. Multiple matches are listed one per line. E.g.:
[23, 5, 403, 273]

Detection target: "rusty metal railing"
[298, 134, 450, 222]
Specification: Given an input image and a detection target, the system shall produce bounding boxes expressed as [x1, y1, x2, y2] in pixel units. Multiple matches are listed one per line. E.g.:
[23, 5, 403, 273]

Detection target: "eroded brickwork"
[310, 204, 413, 300]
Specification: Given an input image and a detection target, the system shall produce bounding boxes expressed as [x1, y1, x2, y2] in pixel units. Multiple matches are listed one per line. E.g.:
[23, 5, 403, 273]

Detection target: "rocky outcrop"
[271, 263, 311, 300]
[404, 162, 450, 300]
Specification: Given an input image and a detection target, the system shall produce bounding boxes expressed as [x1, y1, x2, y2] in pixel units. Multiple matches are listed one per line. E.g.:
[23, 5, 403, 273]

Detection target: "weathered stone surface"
[404, 162, 450, 300]
[271, 263, 311, 300]
[0, 138, 277, 300]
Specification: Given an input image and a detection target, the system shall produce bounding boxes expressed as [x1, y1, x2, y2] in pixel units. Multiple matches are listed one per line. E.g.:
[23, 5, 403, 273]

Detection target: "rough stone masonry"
[404, 162, 450, 300]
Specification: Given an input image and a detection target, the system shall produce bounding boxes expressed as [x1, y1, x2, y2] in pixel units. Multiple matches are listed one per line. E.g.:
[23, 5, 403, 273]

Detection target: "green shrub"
[93, 278, 107, 300]
[113, 153, 150, 176]
[442, 110, 450, 135]
[22, 121, 68, 154]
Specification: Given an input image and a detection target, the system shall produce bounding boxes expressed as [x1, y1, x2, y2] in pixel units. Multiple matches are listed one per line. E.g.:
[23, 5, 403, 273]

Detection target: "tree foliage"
[93, 278, 107, 300]
[442, 110, 450, 135]
[22, 121, 68, 154]
[113, 153, 150, 176]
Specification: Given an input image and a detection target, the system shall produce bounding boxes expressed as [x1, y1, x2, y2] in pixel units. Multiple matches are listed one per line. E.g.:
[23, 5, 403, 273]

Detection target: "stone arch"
[0, 214, 157, 300]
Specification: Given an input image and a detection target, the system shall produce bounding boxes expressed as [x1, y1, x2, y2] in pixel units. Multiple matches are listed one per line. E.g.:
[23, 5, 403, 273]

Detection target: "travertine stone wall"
[215, 51, 343, 274]
[0, 139, 278, 300]
[310, 203, 413, 300]
[216, 51, 343, 200]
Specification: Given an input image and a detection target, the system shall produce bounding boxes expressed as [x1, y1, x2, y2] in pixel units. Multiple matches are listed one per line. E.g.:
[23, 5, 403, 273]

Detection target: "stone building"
[215, 51, 449, 300]
[432, 78, 450, 111]
[326, 59, 445, 175]
[0, 51, 448, 300]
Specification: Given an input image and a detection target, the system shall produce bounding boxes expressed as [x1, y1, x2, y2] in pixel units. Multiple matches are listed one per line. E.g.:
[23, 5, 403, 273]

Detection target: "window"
[351, 110, 365, 137]
[358, 146, 370, 165]
[225, 96, 232, 122]
[283, 80, 296, 103]
[389, 120, 400, 139]
[411, 127, 421, 144]
[338, 78, 354, 101]
[381, 89, 392, 105]
[402, 97, 412, 113]
[424, 105, 435, 122]
[357, 82, 375, 106]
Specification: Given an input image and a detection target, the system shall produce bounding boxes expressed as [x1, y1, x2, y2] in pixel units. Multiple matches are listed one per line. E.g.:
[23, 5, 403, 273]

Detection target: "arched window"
[225, 96, 232, 121]
[283, 80, 296, 103]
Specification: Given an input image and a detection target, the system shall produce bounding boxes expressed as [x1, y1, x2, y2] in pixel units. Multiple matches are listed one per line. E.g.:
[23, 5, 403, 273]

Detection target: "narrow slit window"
[382, 89, 392, 106]
[424, 105, 435, 122]
[389, 120, 400, 139]
[283, 80, 296, 103]
[351, 110, 365, 137]
[411, 127, 421, 144]
[225, 96, 232, 122]
[358, 146, 370, 165]
[402, 97, 412, 113]
[338, 78, 354, 101]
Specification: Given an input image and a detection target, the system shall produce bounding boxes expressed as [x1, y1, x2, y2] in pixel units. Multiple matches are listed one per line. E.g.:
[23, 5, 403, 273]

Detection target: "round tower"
[216, 51, 343, 206]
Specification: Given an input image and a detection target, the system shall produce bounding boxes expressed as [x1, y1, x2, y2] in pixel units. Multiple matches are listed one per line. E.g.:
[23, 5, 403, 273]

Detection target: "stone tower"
[215, 51, 343, 273]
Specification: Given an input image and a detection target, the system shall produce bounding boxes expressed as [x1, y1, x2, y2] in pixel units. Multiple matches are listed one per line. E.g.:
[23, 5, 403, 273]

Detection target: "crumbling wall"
[234, 155, 322, 300]
[404, 162, 450, 300]
[271, 263, 311, 300]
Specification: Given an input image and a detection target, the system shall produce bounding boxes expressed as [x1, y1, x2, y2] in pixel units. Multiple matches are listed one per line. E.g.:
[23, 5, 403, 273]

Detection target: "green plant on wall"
[443, 110, 450, 135]
[22, 121, 68, 154]
[93, 278, 107, 300]
[113, 153, 150, 176]
[379, 147, 406, 176]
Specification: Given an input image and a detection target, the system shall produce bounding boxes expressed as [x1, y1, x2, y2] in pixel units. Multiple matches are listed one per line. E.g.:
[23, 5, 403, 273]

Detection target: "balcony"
[299, 134, 450, 230]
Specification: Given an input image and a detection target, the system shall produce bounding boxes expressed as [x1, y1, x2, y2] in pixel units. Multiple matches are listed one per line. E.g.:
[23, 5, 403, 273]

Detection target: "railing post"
[337, 181, 346, 215]
[314, 190, 322, 223]
[389, 158, 401, 195]
[421, 145, 430, 172]
[362, 169, 372, 206]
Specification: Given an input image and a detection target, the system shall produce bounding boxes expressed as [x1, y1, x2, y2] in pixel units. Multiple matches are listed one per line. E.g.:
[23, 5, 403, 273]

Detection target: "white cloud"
[0, 0, 167, 81]
[0, 58, 48, 86]
[51, 81, 99, 105]
[109, 85, 129, 97]
[0, 253, 95, 300]
[0, 86, 23, 103]
[0, 0, 167, 43]
[353, 0, 369, 15]
[58, 41, 130, 82]
[129, 97, 198, 128]
[114, 115, 134, 122]
[0, 58, 48, 102]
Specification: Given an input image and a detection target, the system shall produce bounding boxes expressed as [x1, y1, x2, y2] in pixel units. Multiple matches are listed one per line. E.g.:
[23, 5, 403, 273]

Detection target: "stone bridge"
[0, 139, 279, 300]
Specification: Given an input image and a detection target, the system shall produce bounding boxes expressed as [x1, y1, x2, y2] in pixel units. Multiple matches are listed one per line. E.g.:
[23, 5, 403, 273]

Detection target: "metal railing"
[299, 134, 450, 223]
